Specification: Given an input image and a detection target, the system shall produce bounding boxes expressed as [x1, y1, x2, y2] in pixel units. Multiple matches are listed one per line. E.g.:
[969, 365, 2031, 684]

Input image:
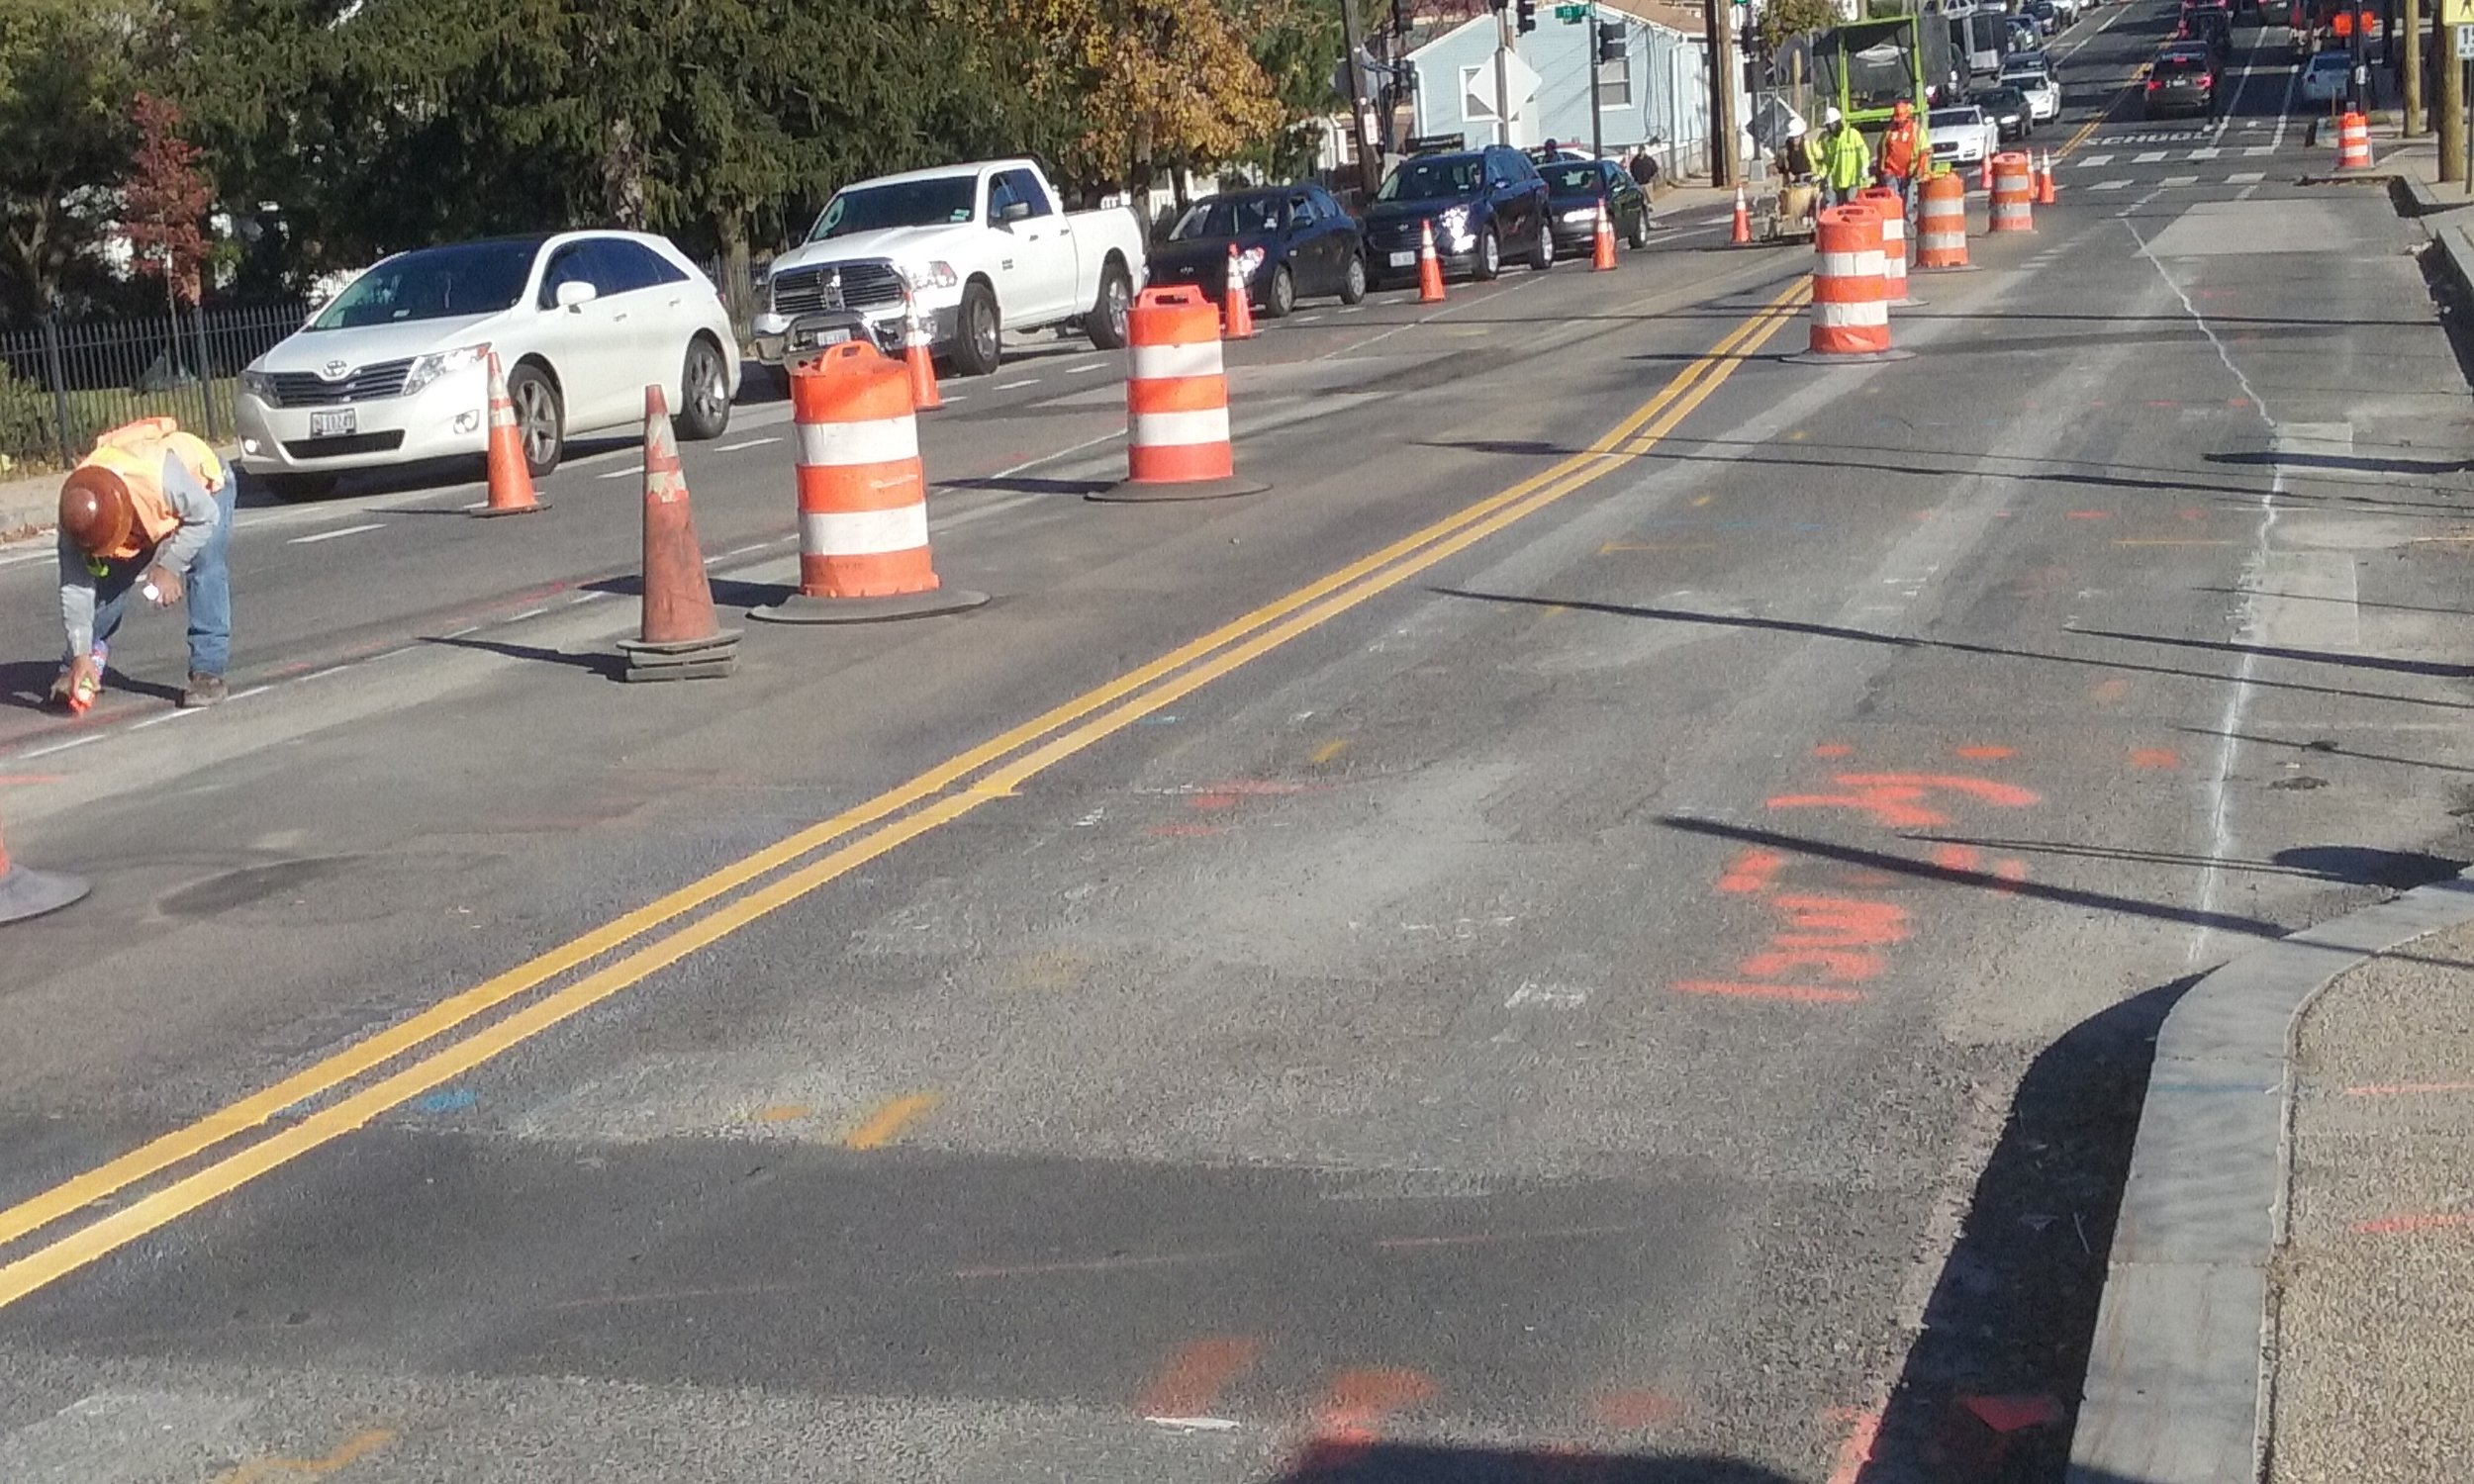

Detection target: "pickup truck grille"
[773, 260, 906, 317]
[267, 359, 414, 408]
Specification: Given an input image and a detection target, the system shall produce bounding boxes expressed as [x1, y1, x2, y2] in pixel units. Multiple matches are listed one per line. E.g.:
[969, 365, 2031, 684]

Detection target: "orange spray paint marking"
[1953, 745, 2014, 761]
[2350, 1211, 2474, 1236]
[1674, 980, 1867, 1005]
[1768, 774, 2041, 828]
[1294, 1367, 1436, 1466]
[1824, 1406, 1883, 1484]
[1136, 1337, 1263, 1419]
[2090, 678, 2131, 704]
[1590, 1389, 1685, 1431]
[1717, 849, 1789, 894]
[2344, 1080, 2474, 1097]
[2066, 510, 2110, 519]
[2130, 747, 2180, 770]
[1740, 948, 1883, 982]
[1932, 843, 1983, 872]
[1811, 742, 1856, 758]
[1771, 895, 1910, 949]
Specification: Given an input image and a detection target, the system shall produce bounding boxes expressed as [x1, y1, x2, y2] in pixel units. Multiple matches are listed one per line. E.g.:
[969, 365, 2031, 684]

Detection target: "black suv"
[1363, 145, 1553, 288]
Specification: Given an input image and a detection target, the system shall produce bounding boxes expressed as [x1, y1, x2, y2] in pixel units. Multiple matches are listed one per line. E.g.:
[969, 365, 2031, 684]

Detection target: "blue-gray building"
[1402, 1, 1749, 175]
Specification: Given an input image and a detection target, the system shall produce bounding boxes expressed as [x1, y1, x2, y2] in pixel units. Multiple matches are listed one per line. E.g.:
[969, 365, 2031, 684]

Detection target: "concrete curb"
[2064, 872, 2474, 1484]
[2390, 171, 2474, 218]
[2423, 217, 2474, 306]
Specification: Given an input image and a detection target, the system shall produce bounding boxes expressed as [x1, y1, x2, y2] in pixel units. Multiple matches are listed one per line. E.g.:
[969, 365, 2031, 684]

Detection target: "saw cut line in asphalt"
[0, 279, 1811, 1313]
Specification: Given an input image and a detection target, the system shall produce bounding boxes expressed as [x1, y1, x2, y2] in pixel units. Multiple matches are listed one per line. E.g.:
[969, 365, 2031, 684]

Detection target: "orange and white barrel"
[1915, 170, 1970, 270]
[2337, 111, 2373, 169]
[1809, 205, 1892, 358]
[1090, 286, 1267, 502]
[1854, 186, 1911, 303]
[1990, 152, 2034, 233]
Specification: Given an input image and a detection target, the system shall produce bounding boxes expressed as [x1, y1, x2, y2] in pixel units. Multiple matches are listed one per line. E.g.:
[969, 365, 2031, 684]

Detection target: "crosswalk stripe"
[2134, 150, 2168, 163]
[2244, 144, 2275, 155]
[2092, 179, 2133, 191]
[2189, 146, 2221, 159]
[2226, 171, 2266, 184]
[2077, 153, 2116, 166]
[2159, 174, 2200, 187]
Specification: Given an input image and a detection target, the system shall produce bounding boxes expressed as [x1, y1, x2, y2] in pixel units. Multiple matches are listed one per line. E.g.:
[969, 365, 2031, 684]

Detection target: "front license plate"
[310, 409, 355, 438]
[1388, 250, 1417, 268]
[792, 326, 851, 351]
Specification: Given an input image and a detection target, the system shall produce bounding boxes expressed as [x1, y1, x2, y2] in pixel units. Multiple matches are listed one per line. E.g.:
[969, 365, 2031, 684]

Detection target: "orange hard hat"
[1893, 100, 1912, 119]
[58, 465, 135, 557]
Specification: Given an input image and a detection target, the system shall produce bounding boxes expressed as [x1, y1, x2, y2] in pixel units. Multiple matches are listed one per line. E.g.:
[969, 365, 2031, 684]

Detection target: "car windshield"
[2307, 52, 2346, 69]
[1544, 164, 1604, 195]
[810, 178, 977, 240]
[1169, 197, 1283, 239]
[1378, 156, 1484, 201]
[1979, 88, 2028, 109]
[308, 240, 534, 329]
[1929, 109, 1979, 128]
[2001, 68, 2046, 84]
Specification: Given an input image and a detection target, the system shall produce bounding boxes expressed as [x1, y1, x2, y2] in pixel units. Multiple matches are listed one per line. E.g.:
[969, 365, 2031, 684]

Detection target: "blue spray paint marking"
[410, 1089, 478, 1114]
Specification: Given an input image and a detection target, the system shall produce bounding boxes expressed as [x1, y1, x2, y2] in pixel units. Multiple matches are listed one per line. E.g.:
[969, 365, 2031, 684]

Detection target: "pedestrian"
[1819, 107, 1871, 208]
[1542, 136, 1562, 160]
[1776, 118, 1815, 181]
[49, 417, 235, 712]
[1627, 145, 1660, 190]
[1876, 99, 1927, 214]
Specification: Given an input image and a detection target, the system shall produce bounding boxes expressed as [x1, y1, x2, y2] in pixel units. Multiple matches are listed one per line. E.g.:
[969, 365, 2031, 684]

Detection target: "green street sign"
[1555, 3, 1589, 20]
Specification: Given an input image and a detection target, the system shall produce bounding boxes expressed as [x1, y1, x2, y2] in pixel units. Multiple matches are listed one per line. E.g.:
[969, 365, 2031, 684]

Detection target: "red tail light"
[2146, 78, 2162, 89]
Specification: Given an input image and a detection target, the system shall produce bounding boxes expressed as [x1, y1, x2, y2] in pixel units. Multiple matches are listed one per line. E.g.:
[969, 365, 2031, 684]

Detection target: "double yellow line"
[0, 276, 1811, 1313]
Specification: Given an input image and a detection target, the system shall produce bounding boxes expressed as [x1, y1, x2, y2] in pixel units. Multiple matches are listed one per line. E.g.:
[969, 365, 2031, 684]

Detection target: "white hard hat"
[1788, 118, 1808, 138]
[1824, 106, 1844, 125]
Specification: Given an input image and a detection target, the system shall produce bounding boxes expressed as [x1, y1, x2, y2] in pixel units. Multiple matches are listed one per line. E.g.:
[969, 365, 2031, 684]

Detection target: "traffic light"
[1596, 19, 1627, 62]
[1516, 0, 1538, 34]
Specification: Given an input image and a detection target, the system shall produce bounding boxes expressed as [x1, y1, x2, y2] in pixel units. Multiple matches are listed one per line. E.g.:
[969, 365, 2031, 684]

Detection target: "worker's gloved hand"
[52, 654, 100, 711]
[143, 564, 183, 605]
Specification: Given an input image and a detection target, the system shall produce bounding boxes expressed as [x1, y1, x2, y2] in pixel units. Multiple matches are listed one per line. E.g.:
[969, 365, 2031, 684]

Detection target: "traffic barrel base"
[475, 350, 548, 518]
[1092, 286, 1270, 505]
[618, 384, 740, 681]
[0, 822, 87, 927]
[750, 341, 988, 625]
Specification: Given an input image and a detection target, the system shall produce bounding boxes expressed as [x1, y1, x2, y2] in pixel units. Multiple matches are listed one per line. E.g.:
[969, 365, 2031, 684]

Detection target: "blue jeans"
[91, 478, 234, 677]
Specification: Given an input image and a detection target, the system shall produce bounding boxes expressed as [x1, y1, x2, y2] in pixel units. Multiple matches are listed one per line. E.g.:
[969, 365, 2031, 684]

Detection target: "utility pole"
[1704, 0, 1736, 186]
[1338, 0, 1383, 198]
[2407, 0, 2425, 135]
[2443, 9, 2465, 183]
[1495, 2, 1515, 146]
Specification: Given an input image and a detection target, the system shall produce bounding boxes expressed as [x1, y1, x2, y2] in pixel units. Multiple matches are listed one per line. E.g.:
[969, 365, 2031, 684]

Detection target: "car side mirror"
[555, 280, 598, 311]
[1000, 201, 1032, 225]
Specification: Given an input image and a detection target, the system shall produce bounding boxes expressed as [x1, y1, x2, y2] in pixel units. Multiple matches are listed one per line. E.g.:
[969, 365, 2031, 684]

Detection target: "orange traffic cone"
[1417, 219, 1447, 303]
[1591, 194, 1618, 270]
[617, 385, 738, 682]
[475, 351, 546, 517]
[0, 815, 87, 926]
[1979, 153, 1994, 192]
[1221, 244, 1257, 339]
[900, 283, 942, 412]
[2036, 149, 2057, 205]
[1730, 184, 1752, 245]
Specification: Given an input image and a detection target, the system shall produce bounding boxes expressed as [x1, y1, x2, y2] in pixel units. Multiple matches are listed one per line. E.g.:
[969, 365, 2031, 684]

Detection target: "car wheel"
[1262, 263, 1296, 319]
[1474, 226, 1501, 280]
[506, 362, 563, 476]
[1530, 221, 1555, 271]
[1339, 252, 1369, 305]
[258, 473, 338, 502]
[1627, 209, 1651, 249]
[951, 280, 1002, 376]
[1085, 260, 1132, 350]
[675, 335, 731, 441]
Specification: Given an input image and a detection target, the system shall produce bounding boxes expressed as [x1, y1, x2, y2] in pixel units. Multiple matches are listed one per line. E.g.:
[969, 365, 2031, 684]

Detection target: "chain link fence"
[0, 300, 312, 474]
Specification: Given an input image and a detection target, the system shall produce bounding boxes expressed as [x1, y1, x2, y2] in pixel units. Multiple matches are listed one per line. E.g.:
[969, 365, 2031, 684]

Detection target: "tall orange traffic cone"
[1979, 152, 1994, 192]
[1729, 184, 1752, 245]
[1417, 220, 1447, 303]
[0, 816, 87, 926]
[1591, 194, 1618, 270]
[475, 351, 546, 517]
[1221, 244, 1257, 339]
[618, 385, 738, 682]
[2036, 149, 2057, 205]
[900, 283, 942, 412]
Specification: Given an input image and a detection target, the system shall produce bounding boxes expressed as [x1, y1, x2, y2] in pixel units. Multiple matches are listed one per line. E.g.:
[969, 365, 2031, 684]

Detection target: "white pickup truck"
[753, 158, 1148, 378]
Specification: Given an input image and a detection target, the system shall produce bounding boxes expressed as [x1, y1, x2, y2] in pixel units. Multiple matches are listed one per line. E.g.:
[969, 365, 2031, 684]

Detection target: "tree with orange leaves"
[124, 91, 213, 310]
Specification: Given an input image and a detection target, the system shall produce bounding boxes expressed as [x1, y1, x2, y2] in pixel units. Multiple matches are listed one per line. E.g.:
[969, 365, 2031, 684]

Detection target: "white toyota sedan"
[235, 232, 740, 499]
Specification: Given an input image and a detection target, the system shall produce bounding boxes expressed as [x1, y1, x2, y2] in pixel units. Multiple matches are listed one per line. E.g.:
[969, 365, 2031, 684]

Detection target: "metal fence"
[0, 300, 312, 472]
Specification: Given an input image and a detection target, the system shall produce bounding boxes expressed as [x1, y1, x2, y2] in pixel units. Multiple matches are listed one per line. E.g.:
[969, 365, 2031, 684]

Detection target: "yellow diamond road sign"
[2445, 0, 2474, 27]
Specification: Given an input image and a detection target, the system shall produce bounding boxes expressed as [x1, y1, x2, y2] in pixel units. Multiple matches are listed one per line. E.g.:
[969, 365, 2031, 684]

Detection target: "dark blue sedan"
[1147, 184, 1368, 318]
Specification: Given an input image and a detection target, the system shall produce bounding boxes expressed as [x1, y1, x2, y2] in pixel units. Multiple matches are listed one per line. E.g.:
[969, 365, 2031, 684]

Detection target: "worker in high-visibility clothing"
[50, 417, 235, 712]
[1876, 100, 1929, 214]
[1819, 107, 1872, 208]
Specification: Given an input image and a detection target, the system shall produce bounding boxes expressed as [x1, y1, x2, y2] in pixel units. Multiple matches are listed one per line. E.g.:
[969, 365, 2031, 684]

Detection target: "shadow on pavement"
[424, 634, 628, 682]
[0, 656, 183, 713]
[2063, 624, 2474, 680]
[1260, 1447, 1802, 1483]
[940, 474, 1115, 497]
[2209, 447, 2474, 477]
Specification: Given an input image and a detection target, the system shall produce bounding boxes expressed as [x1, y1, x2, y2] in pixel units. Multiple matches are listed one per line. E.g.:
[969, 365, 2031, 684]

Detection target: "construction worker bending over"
[51, 417, 236, 712]
[1819, 108, 1871, 209]
[1877, 100, 1928, 214]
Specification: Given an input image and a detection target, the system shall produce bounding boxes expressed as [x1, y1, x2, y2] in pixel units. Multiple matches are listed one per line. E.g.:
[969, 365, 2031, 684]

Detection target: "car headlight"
[1234, 246, 1267, 279]
[400, 343, 492, 398]
[902, 261, 959, 292]
[1438, 205, 1474, 250]
[239, 368, 277, 404]
[1561, 207, 1600, 224]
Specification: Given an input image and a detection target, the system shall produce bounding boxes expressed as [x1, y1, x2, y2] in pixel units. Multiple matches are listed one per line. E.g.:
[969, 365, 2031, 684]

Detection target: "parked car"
[1148, 184, 1366, 316]
[2145, 45, 2223, 116]
[1928, 105, 2002, 166]
[752, 157, 1147, 379]
[2000, 63, 2062, 120]
[1363, 145, 1553, 288]
[235, 232, 740, 500]
[1538, 157, 1654, 254]
[2300, 47, 2349, 103]
[2005, 16, 2042, 51]
[2024, 0, 2059, 35]
[1974, 85, 2037, 140]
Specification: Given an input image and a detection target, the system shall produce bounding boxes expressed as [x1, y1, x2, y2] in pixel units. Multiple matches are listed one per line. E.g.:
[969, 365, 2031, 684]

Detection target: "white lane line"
[2077, 153, 2116, 167]
[2268, 46, 2301, 150]
[2159, 174, 2201, 187]
[440, 624, 481, 639]
[2091, 179, 2134, 191]
[230, 685, 272, 702]
[2056, 0, 2128, 59]
[2134, 150, 2168, 163]
[508, 606, 548, 621]
[130, 708, 199, 730]
[1063, 362, 1110, 374]
[716, 436, 781, 452]
[2226, 170, 2266, 184]
[1339, 306, 1368, 314]
[995, 377, 1042, 390]
[597, 464, 646, 481]
[286, 521, 387, 545]
[19, 734, 102, 758]
[2189, 146, 2222, 159]
[939, 394, 968, 404]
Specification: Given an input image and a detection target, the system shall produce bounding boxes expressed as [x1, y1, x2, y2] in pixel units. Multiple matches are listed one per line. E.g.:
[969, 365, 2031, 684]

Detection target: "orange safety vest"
[2331, 9, 2352, 37]
[76, 417, 224, 561]
[1881, 119, 1923, 177]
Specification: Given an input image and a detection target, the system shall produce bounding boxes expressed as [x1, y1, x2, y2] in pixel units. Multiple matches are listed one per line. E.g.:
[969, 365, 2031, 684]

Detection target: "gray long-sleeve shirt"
[58, 451, 222, 656]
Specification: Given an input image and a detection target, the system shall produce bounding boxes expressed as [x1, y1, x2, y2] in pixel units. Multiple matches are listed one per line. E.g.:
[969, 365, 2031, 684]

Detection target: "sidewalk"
[2268, 922, 2474, 1483]
[0, 464, 57, 543]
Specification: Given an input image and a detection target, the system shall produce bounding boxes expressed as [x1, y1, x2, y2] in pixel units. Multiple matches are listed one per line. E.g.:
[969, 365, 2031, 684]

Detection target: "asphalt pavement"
[5, 6, 2473, 1481]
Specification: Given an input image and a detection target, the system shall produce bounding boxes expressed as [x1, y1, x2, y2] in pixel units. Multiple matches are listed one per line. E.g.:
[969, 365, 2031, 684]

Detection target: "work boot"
[180, 672, 228, 708]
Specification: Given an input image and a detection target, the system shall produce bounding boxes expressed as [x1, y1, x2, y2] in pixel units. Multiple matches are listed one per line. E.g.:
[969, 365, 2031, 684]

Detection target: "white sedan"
[1929, 106, 2002, 165]
[236, 231, 740, 500]
[2300, 50, 2350, 105]
[2001, 67, 2063, 121]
